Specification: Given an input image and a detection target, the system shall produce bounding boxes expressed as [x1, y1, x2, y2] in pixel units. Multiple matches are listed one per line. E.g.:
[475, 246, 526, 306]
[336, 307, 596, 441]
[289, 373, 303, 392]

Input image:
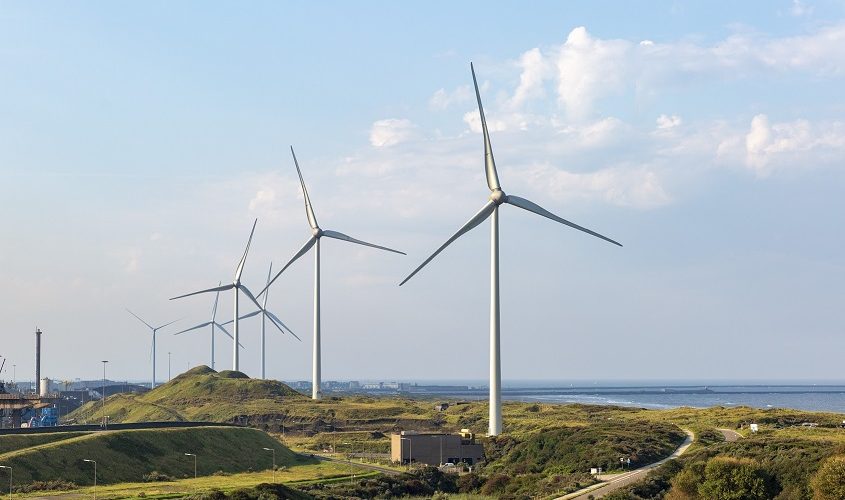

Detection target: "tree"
[811, 455, 845, 500]
[697, 457, 778, 500]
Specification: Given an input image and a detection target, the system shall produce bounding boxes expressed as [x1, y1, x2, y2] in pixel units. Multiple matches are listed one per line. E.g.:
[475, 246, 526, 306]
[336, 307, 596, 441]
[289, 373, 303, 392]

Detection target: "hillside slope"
[68, 365, 306, 423]
[0, 426, 308, 485]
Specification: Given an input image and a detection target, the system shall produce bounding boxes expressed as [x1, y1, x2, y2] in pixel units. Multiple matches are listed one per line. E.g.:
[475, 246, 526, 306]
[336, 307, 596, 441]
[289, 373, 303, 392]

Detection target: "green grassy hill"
[68, 365, 306, 423]
[0, 426, 308, 485]
[0, 431, 90, 454]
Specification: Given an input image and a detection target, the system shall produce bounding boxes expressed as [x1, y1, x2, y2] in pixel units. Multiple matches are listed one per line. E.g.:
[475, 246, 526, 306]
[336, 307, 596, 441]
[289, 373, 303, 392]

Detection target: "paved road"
[311, 454, 401, 476]
[717, 428, 743, 442]
[557, 430, 695, 500]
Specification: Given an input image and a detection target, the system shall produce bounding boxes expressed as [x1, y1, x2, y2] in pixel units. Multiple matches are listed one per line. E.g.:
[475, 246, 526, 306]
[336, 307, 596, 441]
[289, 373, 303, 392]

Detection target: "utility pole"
[100, 360, 108, 425]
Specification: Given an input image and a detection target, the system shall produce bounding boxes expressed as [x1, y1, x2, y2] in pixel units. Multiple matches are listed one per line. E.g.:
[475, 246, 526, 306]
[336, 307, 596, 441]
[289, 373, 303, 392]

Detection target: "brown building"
[390, 429, 484, 466]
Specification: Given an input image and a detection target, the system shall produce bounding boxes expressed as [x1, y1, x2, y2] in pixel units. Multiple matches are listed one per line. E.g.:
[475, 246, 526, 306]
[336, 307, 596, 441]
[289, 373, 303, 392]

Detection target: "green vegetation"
[68, 366, 305, 423]
[0, 431, 90, 454]
[810, 455, 845, 500]
[0, 426, 307, 485]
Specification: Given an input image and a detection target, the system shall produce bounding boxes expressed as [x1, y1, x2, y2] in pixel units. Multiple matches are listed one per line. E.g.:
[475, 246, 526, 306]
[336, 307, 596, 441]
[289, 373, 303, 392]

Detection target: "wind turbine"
[259, 147, 405, 399]
[219, 262, 301, 379]
[172, 282, 237, 370]
[399, 64, 622, 436]
[170, 219, 269, 372]
[126, 309, 179, 389]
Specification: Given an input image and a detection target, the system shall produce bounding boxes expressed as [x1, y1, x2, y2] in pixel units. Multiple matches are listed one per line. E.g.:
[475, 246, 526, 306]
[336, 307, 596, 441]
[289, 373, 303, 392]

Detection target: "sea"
[402, 381, 845, 414]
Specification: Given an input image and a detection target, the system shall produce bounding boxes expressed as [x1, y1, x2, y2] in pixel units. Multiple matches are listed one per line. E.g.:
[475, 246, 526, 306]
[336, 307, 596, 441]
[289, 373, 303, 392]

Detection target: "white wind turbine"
[219, 262, 301, 379]
[170, 219, 270, 372]
[259, 147, 405, 399]
[172, 282, 240, 371]
[399, 64, 622, 436]
[126, 309, 179, 389]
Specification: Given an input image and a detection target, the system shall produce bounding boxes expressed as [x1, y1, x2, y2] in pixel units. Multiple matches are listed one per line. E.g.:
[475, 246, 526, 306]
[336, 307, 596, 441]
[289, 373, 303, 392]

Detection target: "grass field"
[0, 426, 305, 485]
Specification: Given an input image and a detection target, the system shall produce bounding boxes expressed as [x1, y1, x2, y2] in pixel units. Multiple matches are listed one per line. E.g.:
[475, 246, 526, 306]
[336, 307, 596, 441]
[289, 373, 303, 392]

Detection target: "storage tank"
[39, 377, 50, 396]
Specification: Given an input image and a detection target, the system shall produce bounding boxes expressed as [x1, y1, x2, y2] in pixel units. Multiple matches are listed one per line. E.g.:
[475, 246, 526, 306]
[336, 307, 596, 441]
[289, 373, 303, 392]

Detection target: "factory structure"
[390, 429, 485, 467]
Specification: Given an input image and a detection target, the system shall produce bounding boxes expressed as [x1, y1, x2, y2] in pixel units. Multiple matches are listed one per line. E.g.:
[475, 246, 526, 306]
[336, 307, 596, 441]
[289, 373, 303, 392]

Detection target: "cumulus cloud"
[745, 114, 845, 175]
[656, 114, 682, 130]
[510, 47, 549, 108]
[370, 118, 417, 148]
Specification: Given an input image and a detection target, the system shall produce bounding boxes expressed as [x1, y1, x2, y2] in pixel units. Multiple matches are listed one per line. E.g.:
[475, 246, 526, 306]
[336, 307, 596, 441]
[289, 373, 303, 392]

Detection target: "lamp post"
[184, 453, 197, 479]
[400, 437, 412, 468]
[0, 466, 11, 500]
[83, 459, 96, 500]
[168, 352, 171, 382]
[100, 360, 108, 425]
[262, 447, 276, 482]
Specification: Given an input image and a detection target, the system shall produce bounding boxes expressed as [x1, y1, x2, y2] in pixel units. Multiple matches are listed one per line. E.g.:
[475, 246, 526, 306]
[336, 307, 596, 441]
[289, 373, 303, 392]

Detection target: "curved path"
[556, 430, 695, 500]
[717, 428, 743, 442]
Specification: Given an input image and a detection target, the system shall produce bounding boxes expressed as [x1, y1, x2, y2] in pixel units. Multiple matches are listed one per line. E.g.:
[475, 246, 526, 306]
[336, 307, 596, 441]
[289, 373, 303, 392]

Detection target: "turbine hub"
[490, 189, 507, 205]
[312, 227, 323, 237]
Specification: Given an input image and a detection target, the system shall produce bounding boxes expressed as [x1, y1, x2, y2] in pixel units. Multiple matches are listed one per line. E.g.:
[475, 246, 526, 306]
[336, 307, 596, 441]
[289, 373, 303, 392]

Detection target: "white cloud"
[790, 0, 813, 17]
[429, 85, 472, 110]
[463, 110, 508, 133]
[369, 118, 417, 148]
[656, 114, 682, 130]
[745, 114, 845, 175]
[555, 27, 631, 120]
[510, 48, 549, 108]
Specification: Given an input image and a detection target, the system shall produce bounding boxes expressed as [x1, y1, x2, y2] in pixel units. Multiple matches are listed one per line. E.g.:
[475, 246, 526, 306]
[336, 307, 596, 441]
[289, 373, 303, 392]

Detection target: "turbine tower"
[172, 282, 236, 370]
[126, 309, 179, 389]
[259, 147, 405, 399]
[399, 64, 622, 436]
[171, 219, 269, 372]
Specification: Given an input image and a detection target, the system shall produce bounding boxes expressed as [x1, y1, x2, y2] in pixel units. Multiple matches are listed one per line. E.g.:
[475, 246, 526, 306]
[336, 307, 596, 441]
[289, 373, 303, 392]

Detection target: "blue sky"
[2, 1, 844, 383]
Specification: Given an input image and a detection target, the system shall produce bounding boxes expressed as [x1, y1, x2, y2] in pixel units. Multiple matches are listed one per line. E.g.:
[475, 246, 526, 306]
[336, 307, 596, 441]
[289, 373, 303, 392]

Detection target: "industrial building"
[390, 429, 484, 466]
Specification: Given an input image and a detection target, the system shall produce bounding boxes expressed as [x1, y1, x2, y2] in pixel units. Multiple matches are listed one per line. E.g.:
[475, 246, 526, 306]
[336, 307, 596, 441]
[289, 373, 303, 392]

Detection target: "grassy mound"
[67, 365, 305, 423]
[0, 426, 310, 486]
[0, 431, 91, 454]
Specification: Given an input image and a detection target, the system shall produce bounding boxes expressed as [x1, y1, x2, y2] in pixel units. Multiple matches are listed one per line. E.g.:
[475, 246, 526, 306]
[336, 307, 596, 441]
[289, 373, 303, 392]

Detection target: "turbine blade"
[262, 262, 273, 308]
[220, 310, 262, 326]
[211, 281, 222, 320]
[155, 318, 180, 331]
[266, 310, 301, 341]
[258, 236, 317, 296]
[322, 230, 406, 255]
[173, 321, 212, 336]
[291, 146, 319, 230]
[171, 284, 234, 301]
[126, 309, 155, 330]
[213, 322, 232, 337]
[505, 195, 623, 247]
[235, 218, 258, 281]
[471, 63, 501, 191]
[399, 200, 496, 286]
[239, 284, 265, 312]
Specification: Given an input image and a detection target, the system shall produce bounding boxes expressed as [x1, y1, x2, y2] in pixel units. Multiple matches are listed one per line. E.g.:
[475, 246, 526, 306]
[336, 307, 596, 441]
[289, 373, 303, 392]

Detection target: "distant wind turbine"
[170, 219, 268, 372]
[126, 309, 179, 389]
[172, 282, 240, 371]
[259, 147, 405, 399]
[219, 262, 301, 379]
[399, 64, 622, 436]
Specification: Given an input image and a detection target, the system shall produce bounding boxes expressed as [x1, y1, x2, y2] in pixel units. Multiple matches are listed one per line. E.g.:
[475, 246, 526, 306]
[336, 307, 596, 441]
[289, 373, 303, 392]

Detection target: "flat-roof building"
[390, 429, 484, 466]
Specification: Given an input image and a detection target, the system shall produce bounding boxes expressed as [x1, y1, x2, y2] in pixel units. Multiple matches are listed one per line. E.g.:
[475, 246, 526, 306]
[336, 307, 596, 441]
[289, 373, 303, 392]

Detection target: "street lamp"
[168, 352, 171, 381]
[400, 437, 412, 468]
[0, 466, 11, 500]
[262, 447, 276, 482]
[83, 459, 97, 500]
[184, 453, 197, 479]
[100, 360, 108, 425]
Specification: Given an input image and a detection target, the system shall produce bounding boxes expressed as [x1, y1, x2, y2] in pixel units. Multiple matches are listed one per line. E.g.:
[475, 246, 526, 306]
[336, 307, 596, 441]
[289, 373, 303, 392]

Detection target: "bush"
[12, 480, 78, 493]
[811, 455, 845, 500]
[697, 457, 779, 500]
[142, 470, 175, 482]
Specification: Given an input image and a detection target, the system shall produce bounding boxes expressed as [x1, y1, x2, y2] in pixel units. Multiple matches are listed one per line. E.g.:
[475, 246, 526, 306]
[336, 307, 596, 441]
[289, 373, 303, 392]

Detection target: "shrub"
[811, 455, 845, 500]
[142, 470, 174, 482]
[697, 457, 779, 500]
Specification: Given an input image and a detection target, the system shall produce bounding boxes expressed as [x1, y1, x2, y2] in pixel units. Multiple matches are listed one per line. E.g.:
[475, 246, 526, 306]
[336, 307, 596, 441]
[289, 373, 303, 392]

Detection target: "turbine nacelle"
[490, 189, 507, 205]
[312, 227, 323, 238]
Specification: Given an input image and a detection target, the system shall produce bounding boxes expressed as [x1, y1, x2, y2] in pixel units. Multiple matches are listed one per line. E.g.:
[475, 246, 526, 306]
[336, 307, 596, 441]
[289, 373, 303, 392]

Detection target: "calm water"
[412, 383, 845, 414]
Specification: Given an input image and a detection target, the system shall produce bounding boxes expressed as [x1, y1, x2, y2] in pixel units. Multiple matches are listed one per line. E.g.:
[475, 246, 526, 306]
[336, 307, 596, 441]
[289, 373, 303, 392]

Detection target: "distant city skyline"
[2, 1, 844, 382]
